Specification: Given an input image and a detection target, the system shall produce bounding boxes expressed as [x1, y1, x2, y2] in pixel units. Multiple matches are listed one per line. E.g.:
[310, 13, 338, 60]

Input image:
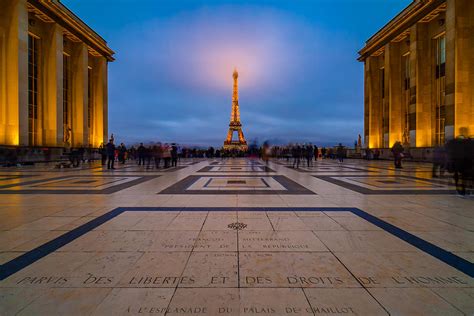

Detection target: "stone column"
[71, 42, 88, 147]
[0, 0, 28, 146]
[386, 42, 403, 147]
[103, 60, 108, 145]
[363, 61, 369, 147]
[41, 23, 63, 146]
[411, 23, 433, 148]
[17, 0, 28, 146]
[448, 0, 474, 137]
[91, 56, 108, 147]
[445, 0, 456, 140]
[408, 29, 417, 147]
[366, 56, 382, 148]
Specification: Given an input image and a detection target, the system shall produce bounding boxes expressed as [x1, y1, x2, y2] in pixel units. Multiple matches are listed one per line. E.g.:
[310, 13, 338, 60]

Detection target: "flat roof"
[29, 0, 115, 61]
[358, 0, 445, 61]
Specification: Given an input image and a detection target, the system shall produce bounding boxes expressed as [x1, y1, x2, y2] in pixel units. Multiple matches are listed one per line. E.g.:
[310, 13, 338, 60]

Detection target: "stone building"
[359, 0, 473, 154]
[0, 0, 114, 149]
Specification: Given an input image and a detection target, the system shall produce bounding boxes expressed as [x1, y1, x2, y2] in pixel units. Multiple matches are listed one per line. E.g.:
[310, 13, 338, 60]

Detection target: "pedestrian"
[171, 144, 178, 167]
[305, 144, 314, 167]
[262, 142, 270, 165]
[321, 147, 327, 159]
[336, 143, 345, 163]
[391, 141, 404, 169]
[99, 143, 107, 165]
[432, 145, 446, 178]
[106, 138, 115, 170]
[153, 143, 163, 169]
[314, 145, 319, 162]
[137, 143, 146, 166]
[162, 143, 172, 168]
[446, 136, 474, 196]
[146, 146, 153, 167]
[292, 144, 301, 169]
[118, 143, 127, 164]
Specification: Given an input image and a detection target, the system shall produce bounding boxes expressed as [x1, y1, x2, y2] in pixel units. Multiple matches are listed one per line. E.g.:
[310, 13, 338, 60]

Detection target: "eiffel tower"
[223, 68, 248, 151]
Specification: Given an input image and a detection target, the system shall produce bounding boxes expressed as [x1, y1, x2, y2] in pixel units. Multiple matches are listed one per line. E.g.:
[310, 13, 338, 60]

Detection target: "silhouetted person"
[118, 143, 127, 164]
[373, 149, 380, 160]
[262, 142, 270, 165]
[446, 137, 474, 196]
[314, 145, 319, 161]
[391, 141, 404, 169]
[336, 143, 345, 163]
[305, 144, 314, 167]
[321, 147, 327, 159]
[292, 145, 301, 169]
[146, 146, 153, 167]
[163, 143, 172, 168]
[99, 143, 107, 165]
[432, 145, 447, 178]
[153, 144, 163, 169]
[106, 139, 115, 170]
[171, 144, 178, 167]
[137, 143, 146, 166]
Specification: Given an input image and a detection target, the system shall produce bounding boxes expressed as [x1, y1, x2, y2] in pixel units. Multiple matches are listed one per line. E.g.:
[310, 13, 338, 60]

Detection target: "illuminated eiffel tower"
[223, 68, 248, 151]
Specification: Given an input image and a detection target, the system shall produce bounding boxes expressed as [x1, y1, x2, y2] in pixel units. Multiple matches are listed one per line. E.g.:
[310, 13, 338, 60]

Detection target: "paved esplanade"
[0, 158, 472, 315]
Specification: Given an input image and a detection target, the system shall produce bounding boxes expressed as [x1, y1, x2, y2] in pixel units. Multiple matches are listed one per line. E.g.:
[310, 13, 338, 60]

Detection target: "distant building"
[359, 0, 473, 152]
[0, 0, 114, 148]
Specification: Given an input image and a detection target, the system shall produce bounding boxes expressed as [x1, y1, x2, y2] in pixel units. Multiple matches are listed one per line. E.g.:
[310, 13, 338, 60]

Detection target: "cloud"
[107, 4, 364, 146]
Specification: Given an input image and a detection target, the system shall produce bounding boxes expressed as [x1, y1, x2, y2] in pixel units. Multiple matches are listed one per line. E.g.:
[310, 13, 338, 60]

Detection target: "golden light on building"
[359, 0, 473, 156]
[0, 0, 114, 149]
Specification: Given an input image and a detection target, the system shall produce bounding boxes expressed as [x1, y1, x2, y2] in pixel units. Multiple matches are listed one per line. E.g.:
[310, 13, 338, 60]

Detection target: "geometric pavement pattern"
[0, 158, 472, 315]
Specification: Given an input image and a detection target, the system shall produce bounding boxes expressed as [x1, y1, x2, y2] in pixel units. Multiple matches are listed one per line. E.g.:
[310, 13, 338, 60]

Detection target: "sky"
[64, 0, 412, 147]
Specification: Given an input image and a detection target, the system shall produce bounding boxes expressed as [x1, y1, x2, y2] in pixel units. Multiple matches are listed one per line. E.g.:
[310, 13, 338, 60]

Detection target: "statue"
[64, 126, 72, 148]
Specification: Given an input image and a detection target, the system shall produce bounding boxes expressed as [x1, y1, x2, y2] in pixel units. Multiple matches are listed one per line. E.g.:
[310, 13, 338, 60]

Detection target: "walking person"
[171, 144, 178, 167]
[432, 145, 447, 178]
[146, 146, 153, 167]
[314, 145, 319, 162]
[137, 143, 146, 166]
[306, 144, 314, 167]
[106, 139, 116, 170]
[321, 147, 327, 159]
[446, 136, 473, 196]
[153, 143, 163, 169]
[162, 143, 172, 168]
[292, 144, 301, 169]
[118, 143, 127, 164]
[262, 142, 270, 165]
[99, 143, 107, 166]
[336, 143, 345, 163]
[391, 141, 404, 169]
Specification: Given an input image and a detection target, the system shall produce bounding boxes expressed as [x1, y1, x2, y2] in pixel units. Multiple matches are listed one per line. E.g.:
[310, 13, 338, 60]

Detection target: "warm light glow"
[124, 8, 317, 97]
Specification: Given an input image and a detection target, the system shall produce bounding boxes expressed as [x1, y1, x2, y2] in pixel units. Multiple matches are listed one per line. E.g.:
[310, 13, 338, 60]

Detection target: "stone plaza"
[0, 158, 472, 315]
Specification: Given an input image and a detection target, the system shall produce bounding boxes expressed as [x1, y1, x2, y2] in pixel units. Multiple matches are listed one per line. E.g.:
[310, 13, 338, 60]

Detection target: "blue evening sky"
[64, 0, 412, 147]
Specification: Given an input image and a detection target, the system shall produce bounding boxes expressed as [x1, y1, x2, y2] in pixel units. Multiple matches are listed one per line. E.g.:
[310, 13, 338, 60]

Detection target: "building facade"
[0, 0, 114, 148]
[359, 0, 473, 152]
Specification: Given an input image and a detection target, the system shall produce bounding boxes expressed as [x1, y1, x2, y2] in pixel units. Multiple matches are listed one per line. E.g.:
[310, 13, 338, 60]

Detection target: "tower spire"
[232, 68, 239, 121]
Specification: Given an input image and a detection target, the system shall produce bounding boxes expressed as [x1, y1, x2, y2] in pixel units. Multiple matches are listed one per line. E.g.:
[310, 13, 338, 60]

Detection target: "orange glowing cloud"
[119, 6, 319, 93]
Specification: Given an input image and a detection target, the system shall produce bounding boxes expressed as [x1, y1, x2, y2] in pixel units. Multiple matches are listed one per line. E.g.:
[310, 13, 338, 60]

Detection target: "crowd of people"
[2, 133, 472, 196]
[95, 139, 351, 171]
[261, 143, 347, 168]
[388, 138, 474, 196]
[99, 140, 187, 170]
[431, 138, 473, 196]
